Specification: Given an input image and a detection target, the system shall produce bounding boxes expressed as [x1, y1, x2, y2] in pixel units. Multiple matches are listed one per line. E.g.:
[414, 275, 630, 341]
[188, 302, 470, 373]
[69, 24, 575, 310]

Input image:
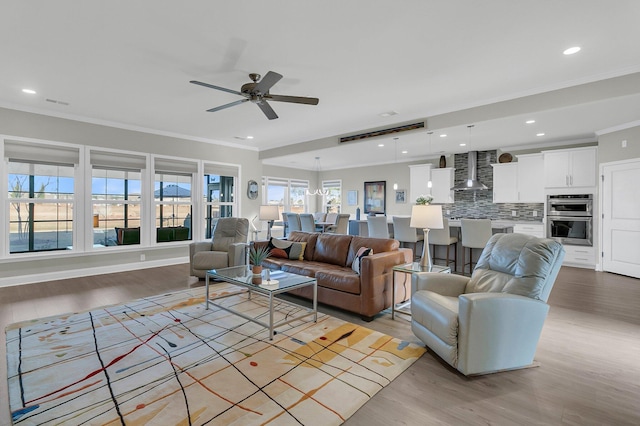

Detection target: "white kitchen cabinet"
[513, 223, 544, 237]
[492, 163, 518, 203]
[409, 163, 432, 203]
[562, 245, 596, 268]
[430, 167, 455, 204]
[543, 147, 597, 188]
[516, 153, 545, 202]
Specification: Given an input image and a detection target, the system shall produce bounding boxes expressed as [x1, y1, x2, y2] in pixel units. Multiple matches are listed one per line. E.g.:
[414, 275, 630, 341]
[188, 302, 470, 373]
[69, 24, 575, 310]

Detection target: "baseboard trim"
[0, 256, 189, 288]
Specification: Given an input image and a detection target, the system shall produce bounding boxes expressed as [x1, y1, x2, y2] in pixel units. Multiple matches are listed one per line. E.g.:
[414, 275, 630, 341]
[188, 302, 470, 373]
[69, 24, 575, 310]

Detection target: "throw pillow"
[268, 238, 307, 261]
[351, 247, 373, 274]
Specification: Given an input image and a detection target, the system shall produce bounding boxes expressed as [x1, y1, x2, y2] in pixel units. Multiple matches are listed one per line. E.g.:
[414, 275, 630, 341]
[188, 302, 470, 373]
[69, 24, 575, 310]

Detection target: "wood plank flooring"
[1, 265, 639, 425]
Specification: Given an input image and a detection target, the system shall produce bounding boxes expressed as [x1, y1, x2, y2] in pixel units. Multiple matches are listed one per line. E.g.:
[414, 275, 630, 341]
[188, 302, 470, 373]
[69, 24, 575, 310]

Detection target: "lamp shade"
[410, 205, 443, 229]
[259, 205, 280, 221]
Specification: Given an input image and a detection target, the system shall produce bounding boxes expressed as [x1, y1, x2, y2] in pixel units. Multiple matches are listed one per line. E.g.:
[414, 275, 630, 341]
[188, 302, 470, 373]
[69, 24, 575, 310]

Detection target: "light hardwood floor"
[1, 265, 639, 425]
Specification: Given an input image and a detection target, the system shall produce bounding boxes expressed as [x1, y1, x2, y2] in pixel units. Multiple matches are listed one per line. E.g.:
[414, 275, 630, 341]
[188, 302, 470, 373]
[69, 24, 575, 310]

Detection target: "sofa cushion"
[351, 247, 373, 274]
[193, 251, 229, 270]
[316, 269, 361, 295]
[313, 233, 352, 266]
[346, 236, 399, 266]
[267, 238, 306, 260]
[287, 231, 319, 260]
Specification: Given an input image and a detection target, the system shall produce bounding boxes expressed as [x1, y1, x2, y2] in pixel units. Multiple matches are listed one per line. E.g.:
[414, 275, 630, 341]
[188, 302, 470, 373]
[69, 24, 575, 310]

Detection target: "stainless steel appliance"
[547, 194, 593, 246]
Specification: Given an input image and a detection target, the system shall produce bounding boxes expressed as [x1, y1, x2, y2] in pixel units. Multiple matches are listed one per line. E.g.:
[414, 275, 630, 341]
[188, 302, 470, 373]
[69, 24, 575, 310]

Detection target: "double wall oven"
[547, 194, 593, 246]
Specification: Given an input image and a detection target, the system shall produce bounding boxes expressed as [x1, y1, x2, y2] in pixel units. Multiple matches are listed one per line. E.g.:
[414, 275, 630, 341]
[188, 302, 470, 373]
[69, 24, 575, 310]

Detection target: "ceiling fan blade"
[253, 71, 283, 94]
[264, 94, 319, 105]
[257, 100, 279, 120]
[206, 98, 249, 112]
[190, 80, 244, 97]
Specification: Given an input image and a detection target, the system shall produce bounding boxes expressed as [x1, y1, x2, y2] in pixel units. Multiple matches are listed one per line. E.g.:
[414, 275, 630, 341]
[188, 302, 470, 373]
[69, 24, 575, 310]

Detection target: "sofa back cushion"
[465, 233, 565, 301]
[313, 233, 353, 266]
[287, 231, 319, 260]
[346, 236, 399, 266]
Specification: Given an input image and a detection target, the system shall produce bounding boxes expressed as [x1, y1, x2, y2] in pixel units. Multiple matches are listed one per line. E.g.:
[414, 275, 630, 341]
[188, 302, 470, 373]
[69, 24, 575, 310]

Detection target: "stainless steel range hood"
[451, 151, 489, 191]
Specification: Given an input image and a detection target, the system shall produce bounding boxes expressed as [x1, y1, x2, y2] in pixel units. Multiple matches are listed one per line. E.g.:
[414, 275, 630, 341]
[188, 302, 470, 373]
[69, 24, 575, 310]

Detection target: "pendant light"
[393, 137, 399, 190]
[306, 156, 329, 196]
[427, 132, 433, 188]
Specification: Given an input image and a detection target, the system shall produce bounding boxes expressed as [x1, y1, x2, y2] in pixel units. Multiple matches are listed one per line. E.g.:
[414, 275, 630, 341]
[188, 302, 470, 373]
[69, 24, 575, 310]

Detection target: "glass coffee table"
[391, 262, 451, 319]
[205, 265, 317, 340]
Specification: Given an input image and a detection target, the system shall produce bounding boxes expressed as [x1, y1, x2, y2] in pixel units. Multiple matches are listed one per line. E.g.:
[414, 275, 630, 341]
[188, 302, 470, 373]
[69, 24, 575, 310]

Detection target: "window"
[203, 163, 238, 238]
[5, 139, 80, 253]
[91, 150, 146, 247]
[263, 177, 309, 216]
[92, 169, 142, 246]
[322, 179, 342, 213]
[154, 157, 196, 244]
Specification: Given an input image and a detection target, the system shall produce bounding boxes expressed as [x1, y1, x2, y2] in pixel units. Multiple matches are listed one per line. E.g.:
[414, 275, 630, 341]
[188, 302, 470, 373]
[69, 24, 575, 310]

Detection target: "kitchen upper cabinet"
[516, 153, 544, 202]
[543, 147, 597, 188]
[431, 167, 455, 204]
[409, 163, 432, 203]
[492, 163, 518, 203]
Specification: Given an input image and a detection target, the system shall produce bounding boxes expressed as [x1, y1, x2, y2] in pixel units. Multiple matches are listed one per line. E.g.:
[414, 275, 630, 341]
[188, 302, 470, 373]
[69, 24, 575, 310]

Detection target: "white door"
[602, 159, 640, 278]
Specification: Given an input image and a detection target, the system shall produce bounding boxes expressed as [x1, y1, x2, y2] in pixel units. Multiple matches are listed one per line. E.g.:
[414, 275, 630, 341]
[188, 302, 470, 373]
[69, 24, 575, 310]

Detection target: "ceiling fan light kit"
[190, 71, 319, 120]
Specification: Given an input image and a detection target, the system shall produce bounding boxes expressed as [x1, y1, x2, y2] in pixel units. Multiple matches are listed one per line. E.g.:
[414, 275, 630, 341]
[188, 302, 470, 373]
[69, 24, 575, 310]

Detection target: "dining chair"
[392, 216, 423, 259]
[325, 214, 350, 234]
[428, 218, 458, 271]
[313, 212, 326, 222]
[461, 218, 492, 274]
[325, 212, 338, 225]
[367, 215, 389, 238]
[285, 213, 302, 233]
[299, 213, 316, 232]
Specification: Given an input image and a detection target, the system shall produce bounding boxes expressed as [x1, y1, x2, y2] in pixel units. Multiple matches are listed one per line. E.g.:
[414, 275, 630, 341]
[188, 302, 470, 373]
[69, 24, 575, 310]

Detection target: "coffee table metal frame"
[205, 265, 317, 340]
[392, 262, 451, 319]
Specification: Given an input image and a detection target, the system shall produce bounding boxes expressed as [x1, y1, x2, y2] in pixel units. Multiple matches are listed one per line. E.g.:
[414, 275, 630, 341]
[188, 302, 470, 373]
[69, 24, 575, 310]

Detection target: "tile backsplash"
[440, 150, 543, 222]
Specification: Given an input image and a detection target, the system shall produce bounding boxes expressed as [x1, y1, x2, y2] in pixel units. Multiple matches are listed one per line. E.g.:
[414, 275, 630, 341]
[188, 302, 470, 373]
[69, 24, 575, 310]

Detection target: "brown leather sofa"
[255, 231, 412, 321]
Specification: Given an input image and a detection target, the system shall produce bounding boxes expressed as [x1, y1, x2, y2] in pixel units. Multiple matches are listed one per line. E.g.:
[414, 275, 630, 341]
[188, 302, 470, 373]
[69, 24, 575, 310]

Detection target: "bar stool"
[461, 218, 492, 275]
[392, 216, 423, 260]
[367, 216, 389, 238]
[428, 218, 457, 270]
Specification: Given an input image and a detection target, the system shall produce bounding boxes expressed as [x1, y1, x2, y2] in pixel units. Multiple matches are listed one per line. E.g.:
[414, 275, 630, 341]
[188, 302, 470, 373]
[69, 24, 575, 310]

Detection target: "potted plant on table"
[249, 245, 271, 284]
[415, 195, 434, 205]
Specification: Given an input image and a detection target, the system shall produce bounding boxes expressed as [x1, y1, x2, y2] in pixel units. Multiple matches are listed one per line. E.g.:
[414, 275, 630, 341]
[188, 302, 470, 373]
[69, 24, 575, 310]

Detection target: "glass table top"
[208, 266, 315, 291]
[393, 262, 451, 274]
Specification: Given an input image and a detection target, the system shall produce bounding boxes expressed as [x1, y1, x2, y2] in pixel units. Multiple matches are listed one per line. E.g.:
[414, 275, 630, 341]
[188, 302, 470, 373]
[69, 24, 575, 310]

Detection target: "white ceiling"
[2, 1, 640, 171]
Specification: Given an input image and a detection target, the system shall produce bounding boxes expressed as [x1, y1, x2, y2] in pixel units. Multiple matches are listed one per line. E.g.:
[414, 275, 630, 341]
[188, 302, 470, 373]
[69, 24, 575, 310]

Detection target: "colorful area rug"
[6, 283, 425, 425]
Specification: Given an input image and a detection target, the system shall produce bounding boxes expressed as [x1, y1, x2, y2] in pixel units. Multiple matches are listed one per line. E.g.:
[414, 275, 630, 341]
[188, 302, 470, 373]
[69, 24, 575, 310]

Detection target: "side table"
[391, 262, 451, 319]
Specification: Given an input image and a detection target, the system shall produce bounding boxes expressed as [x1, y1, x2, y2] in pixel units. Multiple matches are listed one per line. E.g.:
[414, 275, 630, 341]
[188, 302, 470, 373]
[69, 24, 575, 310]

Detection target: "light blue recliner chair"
[411, 233, 565, 375]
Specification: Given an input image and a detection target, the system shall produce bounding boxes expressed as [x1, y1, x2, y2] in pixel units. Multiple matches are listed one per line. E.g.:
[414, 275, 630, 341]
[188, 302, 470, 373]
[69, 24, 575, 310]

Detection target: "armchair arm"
[457, 293, 550, 375]
[229, 242, 248, 266]
[189, 241, 213, 276]
[411, 273, 469, 297]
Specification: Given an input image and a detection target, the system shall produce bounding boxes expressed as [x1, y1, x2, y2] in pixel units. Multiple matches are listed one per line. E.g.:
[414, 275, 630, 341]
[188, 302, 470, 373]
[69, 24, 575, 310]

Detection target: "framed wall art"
[347, 190, 358, 206]
[364, 181, 386, 215]
[395, 189, 406, 204]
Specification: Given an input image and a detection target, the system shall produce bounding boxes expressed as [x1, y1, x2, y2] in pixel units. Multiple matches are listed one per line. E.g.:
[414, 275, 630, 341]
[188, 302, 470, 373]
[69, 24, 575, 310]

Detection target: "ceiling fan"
[190, 71, 319, 120]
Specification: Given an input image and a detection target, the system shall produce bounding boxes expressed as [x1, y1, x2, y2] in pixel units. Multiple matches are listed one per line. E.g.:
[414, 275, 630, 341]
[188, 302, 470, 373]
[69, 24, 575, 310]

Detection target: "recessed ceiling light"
[440, 134, 447, 138]
[22, 88, 36, 94]
[526, 120, 536, 124]
[401, 150, 408, 154]
[379, 111, 398, 117]
[378, 143, 384, 147]
[246, 136, 254, 139]
[563, 46, 581, 55]
[459, 143, 466, 146]
[537, 133, 545, 137]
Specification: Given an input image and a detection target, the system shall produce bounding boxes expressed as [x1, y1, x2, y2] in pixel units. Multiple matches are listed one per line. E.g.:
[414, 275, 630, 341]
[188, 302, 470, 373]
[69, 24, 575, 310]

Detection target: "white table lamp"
[410, 204, 444, 271]
[259, 205, 280, 240]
